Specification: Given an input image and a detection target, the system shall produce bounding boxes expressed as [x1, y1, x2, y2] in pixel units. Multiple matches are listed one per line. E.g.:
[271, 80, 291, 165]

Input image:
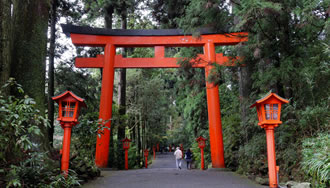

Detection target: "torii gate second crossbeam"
[62, 24, 248, 168]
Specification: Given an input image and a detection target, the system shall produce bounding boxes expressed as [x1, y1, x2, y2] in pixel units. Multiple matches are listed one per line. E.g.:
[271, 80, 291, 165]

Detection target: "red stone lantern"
[52, 91, 86, 176]
[144, 149, 149, 168]
[121, 137, 131, 170]
[196, 136, 207, 170]
[250, 92, 289, 188]
[153, 146, 156, 160]
[180, 144, 184, 159]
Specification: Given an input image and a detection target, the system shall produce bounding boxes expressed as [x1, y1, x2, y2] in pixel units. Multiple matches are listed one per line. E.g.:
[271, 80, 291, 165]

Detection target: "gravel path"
[83, 152, 266, 188]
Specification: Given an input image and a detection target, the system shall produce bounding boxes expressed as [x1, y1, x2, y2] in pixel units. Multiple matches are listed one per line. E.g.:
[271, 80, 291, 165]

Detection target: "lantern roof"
[52, 91, 87, 107]
[250, 92, 289, 108]
[196, 136, 207, 142]
[121, 137, 131, 143]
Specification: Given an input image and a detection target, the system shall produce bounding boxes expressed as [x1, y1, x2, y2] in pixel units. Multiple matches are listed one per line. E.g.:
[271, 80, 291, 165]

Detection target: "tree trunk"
[137, 112, 142, 166]
[11, 0, 50, 151]
[233, 0, 253, 142]
[104, 4, 113, 29]
[0, 0, 12, 93]
[238, 66, 252, 142]
[48, 0, 57, 148]
[143, 119, 146, 150]
[135, 113, 140, 165]
[139, 113, 143, 163]
[117, 7, 127, 169]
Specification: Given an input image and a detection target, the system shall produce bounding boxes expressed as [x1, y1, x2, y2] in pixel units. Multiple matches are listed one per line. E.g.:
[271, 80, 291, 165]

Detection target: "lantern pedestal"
[153, 146, 156, 160]
[265, 125, 277, 188]
[200, 148, 205, 170]
[144, 149, 149, 168]
[124, 149, 128, 170]
[60, 122, 76, 177]
[180, 144, 184, 159]
[145, 156, 148, 168]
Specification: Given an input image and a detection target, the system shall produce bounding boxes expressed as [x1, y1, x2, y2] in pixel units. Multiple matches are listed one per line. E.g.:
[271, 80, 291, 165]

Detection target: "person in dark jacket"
[185, 148, 193, 169]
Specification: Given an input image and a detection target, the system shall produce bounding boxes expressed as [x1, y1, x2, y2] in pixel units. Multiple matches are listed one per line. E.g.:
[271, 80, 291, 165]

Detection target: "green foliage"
[148, 0, 190, 28]
[46, 170, 81, 188]
[69, 111, 103, 179]
[191, 142, 201, 168]
[176, 0, 232, 34]
[0, 78, 48, 165]
[301, 133, 330, 187]
[0, 79, 81, 187]
[82, 0, 138, 24]
[128, 145, 139, 168]
[72, 113, 100, 159]
[4, 153, 80, 188]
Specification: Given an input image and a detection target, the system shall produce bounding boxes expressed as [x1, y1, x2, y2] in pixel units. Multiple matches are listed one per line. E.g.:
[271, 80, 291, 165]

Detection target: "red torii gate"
[62, 25, 248, 168]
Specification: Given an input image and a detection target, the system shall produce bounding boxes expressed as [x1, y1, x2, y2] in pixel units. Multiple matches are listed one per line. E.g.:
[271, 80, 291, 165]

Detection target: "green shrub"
[0, 79, 48, 164]
[301, 133, 330, 187]
[128, 145, 139, 169]
[45, 170, 81, 188]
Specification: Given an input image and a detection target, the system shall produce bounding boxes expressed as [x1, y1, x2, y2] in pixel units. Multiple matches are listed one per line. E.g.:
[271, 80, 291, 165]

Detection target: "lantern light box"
[121, 137, 131, 150]
[52, 91, 87, 123]
[196, 136, 207, 149]
[250, 92, 289, 128]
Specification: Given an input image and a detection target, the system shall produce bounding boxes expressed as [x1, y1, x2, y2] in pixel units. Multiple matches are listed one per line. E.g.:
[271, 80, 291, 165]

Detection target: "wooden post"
[201, 148, 205, 170]
[125, 149, 128, 170]
[95, 44, 116, 167]
[265, 125, 278, 188]
[153, 146, 156, 160]
[204, 42, 225, 168]
[61, 122, 73, 177]
[145, 156, 148, 168]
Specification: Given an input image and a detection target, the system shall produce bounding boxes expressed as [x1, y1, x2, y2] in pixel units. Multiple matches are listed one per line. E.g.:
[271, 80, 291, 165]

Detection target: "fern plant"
[301, 133, 330, 187]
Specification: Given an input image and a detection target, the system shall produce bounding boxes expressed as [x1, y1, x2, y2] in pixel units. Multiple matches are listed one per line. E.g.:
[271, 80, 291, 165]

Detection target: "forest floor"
[83, 152, 267, 188]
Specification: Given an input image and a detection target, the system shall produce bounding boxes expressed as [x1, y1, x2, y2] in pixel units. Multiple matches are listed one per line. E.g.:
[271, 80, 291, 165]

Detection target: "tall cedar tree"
[0, 0, 12, 94]
[48, 0, 58, 147]
[11, 0, 51, 151]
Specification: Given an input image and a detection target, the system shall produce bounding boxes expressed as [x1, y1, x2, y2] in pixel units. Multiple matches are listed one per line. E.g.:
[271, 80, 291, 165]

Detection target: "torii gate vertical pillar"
[204, 42, 225, 168]
[95, 44, 116, 167]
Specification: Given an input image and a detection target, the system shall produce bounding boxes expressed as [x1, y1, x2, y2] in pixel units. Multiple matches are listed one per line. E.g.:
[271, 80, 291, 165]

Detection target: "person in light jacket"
[174, 147, 183, 169]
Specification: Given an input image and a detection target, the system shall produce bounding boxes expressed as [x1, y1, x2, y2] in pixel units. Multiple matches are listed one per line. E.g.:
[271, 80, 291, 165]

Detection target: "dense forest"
[0, 0, 329, 187]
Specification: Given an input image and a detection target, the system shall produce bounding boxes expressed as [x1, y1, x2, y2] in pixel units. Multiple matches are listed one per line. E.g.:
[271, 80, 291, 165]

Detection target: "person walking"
[185, 148, 193, 170]
[174, 147, 182, 169]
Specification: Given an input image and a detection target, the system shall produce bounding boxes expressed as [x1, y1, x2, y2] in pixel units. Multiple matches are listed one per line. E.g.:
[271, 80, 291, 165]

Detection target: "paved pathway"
[83, 153, 266, 188]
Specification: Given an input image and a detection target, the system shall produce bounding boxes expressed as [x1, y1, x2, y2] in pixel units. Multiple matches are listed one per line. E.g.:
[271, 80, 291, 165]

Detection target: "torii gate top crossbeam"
[62, 25, 247, 68]
[62, 24, 247, 47]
